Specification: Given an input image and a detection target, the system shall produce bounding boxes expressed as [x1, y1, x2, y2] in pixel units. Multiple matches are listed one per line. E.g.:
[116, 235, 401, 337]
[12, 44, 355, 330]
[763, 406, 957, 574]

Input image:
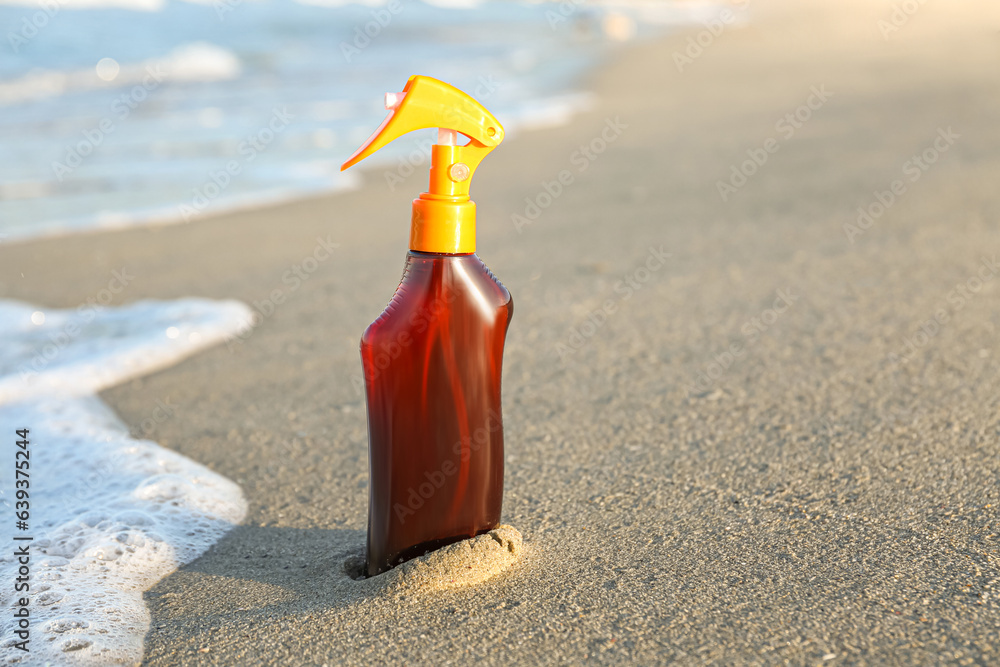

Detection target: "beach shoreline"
[2, 0, 1000, 663]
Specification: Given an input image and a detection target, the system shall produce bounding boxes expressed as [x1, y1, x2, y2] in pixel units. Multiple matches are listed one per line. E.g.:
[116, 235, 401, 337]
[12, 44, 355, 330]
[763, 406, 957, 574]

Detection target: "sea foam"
[0, 297, 252, 664]
[0, 42, 241, 107]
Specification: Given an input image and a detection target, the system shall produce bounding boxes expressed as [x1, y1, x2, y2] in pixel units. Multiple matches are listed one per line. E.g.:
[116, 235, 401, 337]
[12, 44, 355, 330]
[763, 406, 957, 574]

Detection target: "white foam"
[0, 42, 241, 106]
[591, 0, 742, 25]
[502, 92, 596, 135]
[157, 42, 242, 83]
[0, 173, 362, 245]
[0, 297, 252, 664]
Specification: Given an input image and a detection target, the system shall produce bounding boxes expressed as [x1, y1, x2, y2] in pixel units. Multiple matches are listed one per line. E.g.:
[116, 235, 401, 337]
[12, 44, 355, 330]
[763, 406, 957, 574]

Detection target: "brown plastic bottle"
[361, 251, 512, 575]
[340, 75, 512, 576]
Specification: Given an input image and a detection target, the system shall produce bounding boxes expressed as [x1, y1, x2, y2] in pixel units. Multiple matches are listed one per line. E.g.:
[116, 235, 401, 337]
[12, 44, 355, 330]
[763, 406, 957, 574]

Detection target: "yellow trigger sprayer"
[343, 74, 504, 254]
[341, 75, 512, 576]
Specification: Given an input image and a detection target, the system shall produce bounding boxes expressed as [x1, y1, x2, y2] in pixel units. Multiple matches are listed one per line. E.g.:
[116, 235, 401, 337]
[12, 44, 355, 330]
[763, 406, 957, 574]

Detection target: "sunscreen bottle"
[342, 75, 512, 576]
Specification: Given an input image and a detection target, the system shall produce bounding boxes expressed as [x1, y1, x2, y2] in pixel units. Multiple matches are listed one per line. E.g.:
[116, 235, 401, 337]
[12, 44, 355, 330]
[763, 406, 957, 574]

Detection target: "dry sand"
[2, 0, 1000, 663]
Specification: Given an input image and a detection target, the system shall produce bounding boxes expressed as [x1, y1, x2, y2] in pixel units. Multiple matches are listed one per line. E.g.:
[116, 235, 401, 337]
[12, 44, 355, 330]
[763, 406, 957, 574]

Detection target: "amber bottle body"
[361, 251, 512, 576]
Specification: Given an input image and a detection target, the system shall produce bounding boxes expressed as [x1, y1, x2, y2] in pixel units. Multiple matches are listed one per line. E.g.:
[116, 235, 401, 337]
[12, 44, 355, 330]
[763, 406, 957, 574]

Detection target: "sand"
[2, 0, 1000, 663]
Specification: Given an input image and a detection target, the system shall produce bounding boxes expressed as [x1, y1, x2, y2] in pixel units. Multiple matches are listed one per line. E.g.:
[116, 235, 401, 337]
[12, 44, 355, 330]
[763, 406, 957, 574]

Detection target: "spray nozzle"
[341, 75, 505, 254]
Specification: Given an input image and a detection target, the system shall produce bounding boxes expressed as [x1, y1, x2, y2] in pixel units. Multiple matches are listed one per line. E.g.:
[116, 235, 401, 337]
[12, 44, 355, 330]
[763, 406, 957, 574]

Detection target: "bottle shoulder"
[478, 259, 511, 304]
[362, 252, 511, 346]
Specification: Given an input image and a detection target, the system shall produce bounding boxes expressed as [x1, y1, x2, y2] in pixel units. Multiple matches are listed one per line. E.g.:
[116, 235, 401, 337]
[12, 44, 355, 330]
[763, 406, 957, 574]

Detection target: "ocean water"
[0, 297, 253, 664]
[0, 0, 729, 242]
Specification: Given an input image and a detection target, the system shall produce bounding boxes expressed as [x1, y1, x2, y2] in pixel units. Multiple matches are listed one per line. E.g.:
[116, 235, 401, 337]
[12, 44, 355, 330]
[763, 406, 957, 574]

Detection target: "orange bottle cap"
[341, 75, 504, 254]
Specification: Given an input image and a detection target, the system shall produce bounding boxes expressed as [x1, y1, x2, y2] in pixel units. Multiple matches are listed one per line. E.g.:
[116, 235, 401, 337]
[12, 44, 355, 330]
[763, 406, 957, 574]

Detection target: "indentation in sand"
[343, 525, 522, 595]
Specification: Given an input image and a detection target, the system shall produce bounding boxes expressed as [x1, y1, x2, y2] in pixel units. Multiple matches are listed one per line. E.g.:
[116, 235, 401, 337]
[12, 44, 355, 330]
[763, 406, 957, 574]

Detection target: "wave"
[0, 42, 241, 106]
[0, 297, 252, 664]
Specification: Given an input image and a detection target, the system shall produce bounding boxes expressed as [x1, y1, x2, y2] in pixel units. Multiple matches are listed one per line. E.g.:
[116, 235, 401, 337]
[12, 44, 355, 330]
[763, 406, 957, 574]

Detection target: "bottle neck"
[408, 142, 480, 253]
[409, 195, 476, 253]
